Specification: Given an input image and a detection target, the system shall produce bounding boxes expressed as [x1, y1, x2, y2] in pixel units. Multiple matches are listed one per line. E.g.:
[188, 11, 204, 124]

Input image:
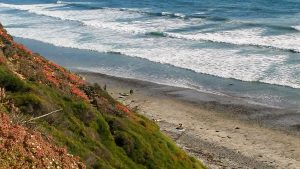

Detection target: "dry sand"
[79, 72, 300, 169]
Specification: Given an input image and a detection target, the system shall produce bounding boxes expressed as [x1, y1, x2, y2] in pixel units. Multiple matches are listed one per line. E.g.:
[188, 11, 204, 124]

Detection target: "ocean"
[0, 0, 300, 109]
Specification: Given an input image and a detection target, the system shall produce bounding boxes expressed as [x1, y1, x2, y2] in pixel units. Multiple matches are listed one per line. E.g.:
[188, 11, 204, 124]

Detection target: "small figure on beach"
[130, 89, 134, 95]
[176, 123, 184, 130]
[103, 84, 107, 91]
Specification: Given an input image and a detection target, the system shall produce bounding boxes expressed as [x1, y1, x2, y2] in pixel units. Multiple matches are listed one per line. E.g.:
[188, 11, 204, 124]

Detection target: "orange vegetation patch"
[116, 103, 132, 116]
[71, 85, 89, 101]
[14, 43, 33, 55]
[43, 64, 53, 72]
[11, 54, 20, 60]
[0, 112, 86, 169]
[39, 58, 85, 86]
[0, 28, 89, 102]
[43, 69, 59, 87]
[0, 28, 13, 42]
[39, 57, 88, 101]
[66, 73, 85, 85]
[0, 57, 6, 64]
[33, 55, 44, 64]
[49, 61, 66, 73]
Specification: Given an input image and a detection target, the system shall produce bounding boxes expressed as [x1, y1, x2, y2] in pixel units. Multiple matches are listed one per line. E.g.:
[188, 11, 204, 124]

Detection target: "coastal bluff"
[0, 24, 205, 169]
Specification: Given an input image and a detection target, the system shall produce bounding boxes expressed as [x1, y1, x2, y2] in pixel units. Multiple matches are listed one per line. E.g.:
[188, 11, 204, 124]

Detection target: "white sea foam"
[0, 3, 195, 34]
[261, 64, 300, 89]
[56, 0, 92, 5]
[0, 2, 299, 89]
[2, 3, 299, 53]
[165, 28, 300, 52]
[0, 3, 65, 10]
[161, 12, 186, 18]
[292, 25, 300, 31]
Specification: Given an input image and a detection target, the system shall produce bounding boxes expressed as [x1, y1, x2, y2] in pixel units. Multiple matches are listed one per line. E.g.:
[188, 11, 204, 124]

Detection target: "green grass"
[0, 65, 29, 92]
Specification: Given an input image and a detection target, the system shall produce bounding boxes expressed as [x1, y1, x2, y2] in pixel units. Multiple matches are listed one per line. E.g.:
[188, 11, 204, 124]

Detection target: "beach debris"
[176, 123, 184, 130]
[153, 119, 162, 122]
[235, 127, 240, 130]
[130, 89, 134, 95]
[215, 130, 220, 132]
[119, 93, 129, 97]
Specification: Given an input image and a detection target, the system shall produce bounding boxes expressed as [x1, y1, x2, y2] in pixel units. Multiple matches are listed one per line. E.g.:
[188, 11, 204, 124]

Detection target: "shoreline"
[78, 71, 300, 169]
[77, 71, 300, 136]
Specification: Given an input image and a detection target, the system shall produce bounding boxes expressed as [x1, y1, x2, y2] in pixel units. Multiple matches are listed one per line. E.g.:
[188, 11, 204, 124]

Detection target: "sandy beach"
[79, 72, 300, 169]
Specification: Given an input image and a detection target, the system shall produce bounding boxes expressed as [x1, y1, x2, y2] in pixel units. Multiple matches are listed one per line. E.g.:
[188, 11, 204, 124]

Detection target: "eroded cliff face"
[0, 24, 204, 169]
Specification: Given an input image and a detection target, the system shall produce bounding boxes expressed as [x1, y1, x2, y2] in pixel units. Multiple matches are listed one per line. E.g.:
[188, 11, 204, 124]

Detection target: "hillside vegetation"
[0, 24, 205, 169]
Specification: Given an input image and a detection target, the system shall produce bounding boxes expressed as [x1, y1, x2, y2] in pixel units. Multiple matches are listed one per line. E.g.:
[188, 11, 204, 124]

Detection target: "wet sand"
[78, 71, 300, 169]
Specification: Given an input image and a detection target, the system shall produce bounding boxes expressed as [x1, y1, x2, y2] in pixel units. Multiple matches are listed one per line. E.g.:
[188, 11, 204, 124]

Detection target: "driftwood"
[24, 109, 63, 124]
[119, 93, 129, 97]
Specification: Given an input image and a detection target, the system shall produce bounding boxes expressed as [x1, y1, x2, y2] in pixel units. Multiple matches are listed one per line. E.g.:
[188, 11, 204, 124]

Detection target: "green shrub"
[3, 45, 16, 57]
[114, 131, 135, 155]
[12, 93, 42, 115]
[71, 101, 97, 124]
[0, 66, 28, 92]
